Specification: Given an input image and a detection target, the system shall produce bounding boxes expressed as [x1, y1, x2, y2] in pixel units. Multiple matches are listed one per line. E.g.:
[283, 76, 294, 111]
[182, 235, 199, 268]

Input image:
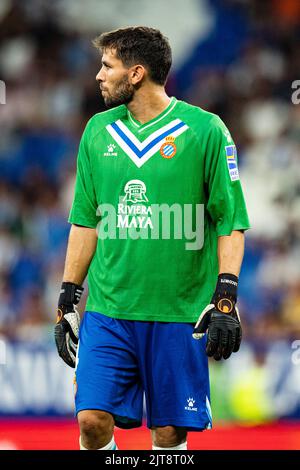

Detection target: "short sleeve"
[204, 116, 250, 236]
[68, 122, 100, 228]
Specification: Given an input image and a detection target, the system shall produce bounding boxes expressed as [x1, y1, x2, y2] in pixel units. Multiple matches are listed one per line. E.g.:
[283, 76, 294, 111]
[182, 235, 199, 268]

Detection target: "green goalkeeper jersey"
[69, 97, 250, 322]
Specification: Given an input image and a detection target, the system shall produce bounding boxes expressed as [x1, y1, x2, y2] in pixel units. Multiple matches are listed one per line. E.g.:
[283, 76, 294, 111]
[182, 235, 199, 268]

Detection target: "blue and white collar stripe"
[110, 120, 185, 158]
[106, 118, 189, 168]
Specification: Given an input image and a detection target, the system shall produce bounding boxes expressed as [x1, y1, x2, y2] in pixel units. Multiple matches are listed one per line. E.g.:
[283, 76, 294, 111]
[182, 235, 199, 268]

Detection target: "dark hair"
[92, 26, 172, 86]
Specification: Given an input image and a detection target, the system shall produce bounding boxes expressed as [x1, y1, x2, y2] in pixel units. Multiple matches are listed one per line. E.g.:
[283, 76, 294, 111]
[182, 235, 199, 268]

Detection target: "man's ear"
[130, 65, 146, 85]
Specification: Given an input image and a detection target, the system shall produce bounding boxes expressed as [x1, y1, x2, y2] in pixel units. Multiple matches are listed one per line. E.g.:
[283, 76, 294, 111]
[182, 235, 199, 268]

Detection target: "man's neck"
[127, 86, 171, 125]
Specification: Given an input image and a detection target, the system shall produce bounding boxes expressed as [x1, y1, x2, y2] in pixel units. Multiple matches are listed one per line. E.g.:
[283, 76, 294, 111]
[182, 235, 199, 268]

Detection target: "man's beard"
[102, 75, 135, 108]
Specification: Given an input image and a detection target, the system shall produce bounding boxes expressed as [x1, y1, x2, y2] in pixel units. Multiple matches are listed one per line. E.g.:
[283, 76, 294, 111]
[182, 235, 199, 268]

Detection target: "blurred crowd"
[0, 0, 300, 350]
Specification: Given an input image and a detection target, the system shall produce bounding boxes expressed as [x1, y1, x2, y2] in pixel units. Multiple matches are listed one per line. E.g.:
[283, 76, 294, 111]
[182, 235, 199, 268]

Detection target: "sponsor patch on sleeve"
[225, 145, 239, 181]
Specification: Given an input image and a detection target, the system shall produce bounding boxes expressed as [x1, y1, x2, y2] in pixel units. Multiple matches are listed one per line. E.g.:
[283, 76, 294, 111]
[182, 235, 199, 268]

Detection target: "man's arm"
[218, 230, 244, 276]
[194, 115, 249, 359]
[55, 115, 100, 367]
[54, 224, 98, 368]
[63, 224, 98, 284]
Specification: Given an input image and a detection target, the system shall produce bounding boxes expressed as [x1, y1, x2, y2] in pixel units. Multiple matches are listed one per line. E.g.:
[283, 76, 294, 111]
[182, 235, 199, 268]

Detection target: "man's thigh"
[134, 321, 212, 431]
[75, 311, 144, 429]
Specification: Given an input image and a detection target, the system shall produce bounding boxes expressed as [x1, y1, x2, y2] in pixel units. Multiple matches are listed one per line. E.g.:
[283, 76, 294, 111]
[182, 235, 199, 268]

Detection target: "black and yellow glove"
[193, 273, 242, 360]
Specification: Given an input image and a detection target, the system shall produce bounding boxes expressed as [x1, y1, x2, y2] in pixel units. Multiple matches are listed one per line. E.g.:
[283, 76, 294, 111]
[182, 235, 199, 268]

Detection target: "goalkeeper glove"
[192, 273, 242, 360]
[54, 282, 83, 368]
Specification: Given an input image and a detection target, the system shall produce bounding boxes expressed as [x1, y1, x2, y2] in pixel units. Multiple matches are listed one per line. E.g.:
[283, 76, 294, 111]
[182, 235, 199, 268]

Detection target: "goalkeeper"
[54, 26, 250, 450]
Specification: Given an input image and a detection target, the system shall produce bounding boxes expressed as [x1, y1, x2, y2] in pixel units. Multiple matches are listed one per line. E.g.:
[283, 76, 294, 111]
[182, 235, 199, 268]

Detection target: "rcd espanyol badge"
[160, 136, 176, 159]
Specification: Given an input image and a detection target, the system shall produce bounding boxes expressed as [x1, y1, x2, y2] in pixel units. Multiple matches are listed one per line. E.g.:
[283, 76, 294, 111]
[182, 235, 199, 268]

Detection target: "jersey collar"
[127, 97, 177, 133]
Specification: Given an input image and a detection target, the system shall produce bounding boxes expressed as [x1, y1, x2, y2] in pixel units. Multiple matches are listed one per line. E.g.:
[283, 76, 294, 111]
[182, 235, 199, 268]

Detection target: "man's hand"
[192, 273, 242, 360]
[54, 282, 84, 368]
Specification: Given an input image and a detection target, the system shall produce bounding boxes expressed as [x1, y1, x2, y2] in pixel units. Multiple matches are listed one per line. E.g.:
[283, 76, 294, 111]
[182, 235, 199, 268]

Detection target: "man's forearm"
[217, 230, 245, 276]
[63, 224, 98, 285]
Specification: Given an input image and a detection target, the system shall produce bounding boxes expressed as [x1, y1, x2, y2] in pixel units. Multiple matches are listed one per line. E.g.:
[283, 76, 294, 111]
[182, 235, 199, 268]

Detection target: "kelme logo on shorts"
[185, 397, 198, 412]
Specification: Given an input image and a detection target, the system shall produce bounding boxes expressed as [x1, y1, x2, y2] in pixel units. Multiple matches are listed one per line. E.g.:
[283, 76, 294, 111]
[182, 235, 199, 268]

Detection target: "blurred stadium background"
[0, 0, 300, 450]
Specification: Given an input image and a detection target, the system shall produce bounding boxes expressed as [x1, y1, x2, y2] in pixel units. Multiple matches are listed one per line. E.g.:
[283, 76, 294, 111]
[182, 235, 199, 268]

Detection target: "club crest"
[160, 136, 176, 159]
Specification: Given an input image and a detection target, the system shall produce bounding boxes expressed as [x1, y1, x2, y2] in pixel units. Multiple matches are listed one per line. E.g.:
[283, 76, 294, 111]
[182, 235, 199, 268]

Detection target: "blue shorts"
[74, 311, 212, 431]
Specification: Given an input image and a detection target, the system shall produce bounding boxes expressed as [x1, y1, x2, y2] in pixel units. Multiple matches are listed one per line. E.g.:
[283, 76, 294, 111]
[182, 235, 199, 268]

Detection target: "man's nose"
[96, 69, 104, 81]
